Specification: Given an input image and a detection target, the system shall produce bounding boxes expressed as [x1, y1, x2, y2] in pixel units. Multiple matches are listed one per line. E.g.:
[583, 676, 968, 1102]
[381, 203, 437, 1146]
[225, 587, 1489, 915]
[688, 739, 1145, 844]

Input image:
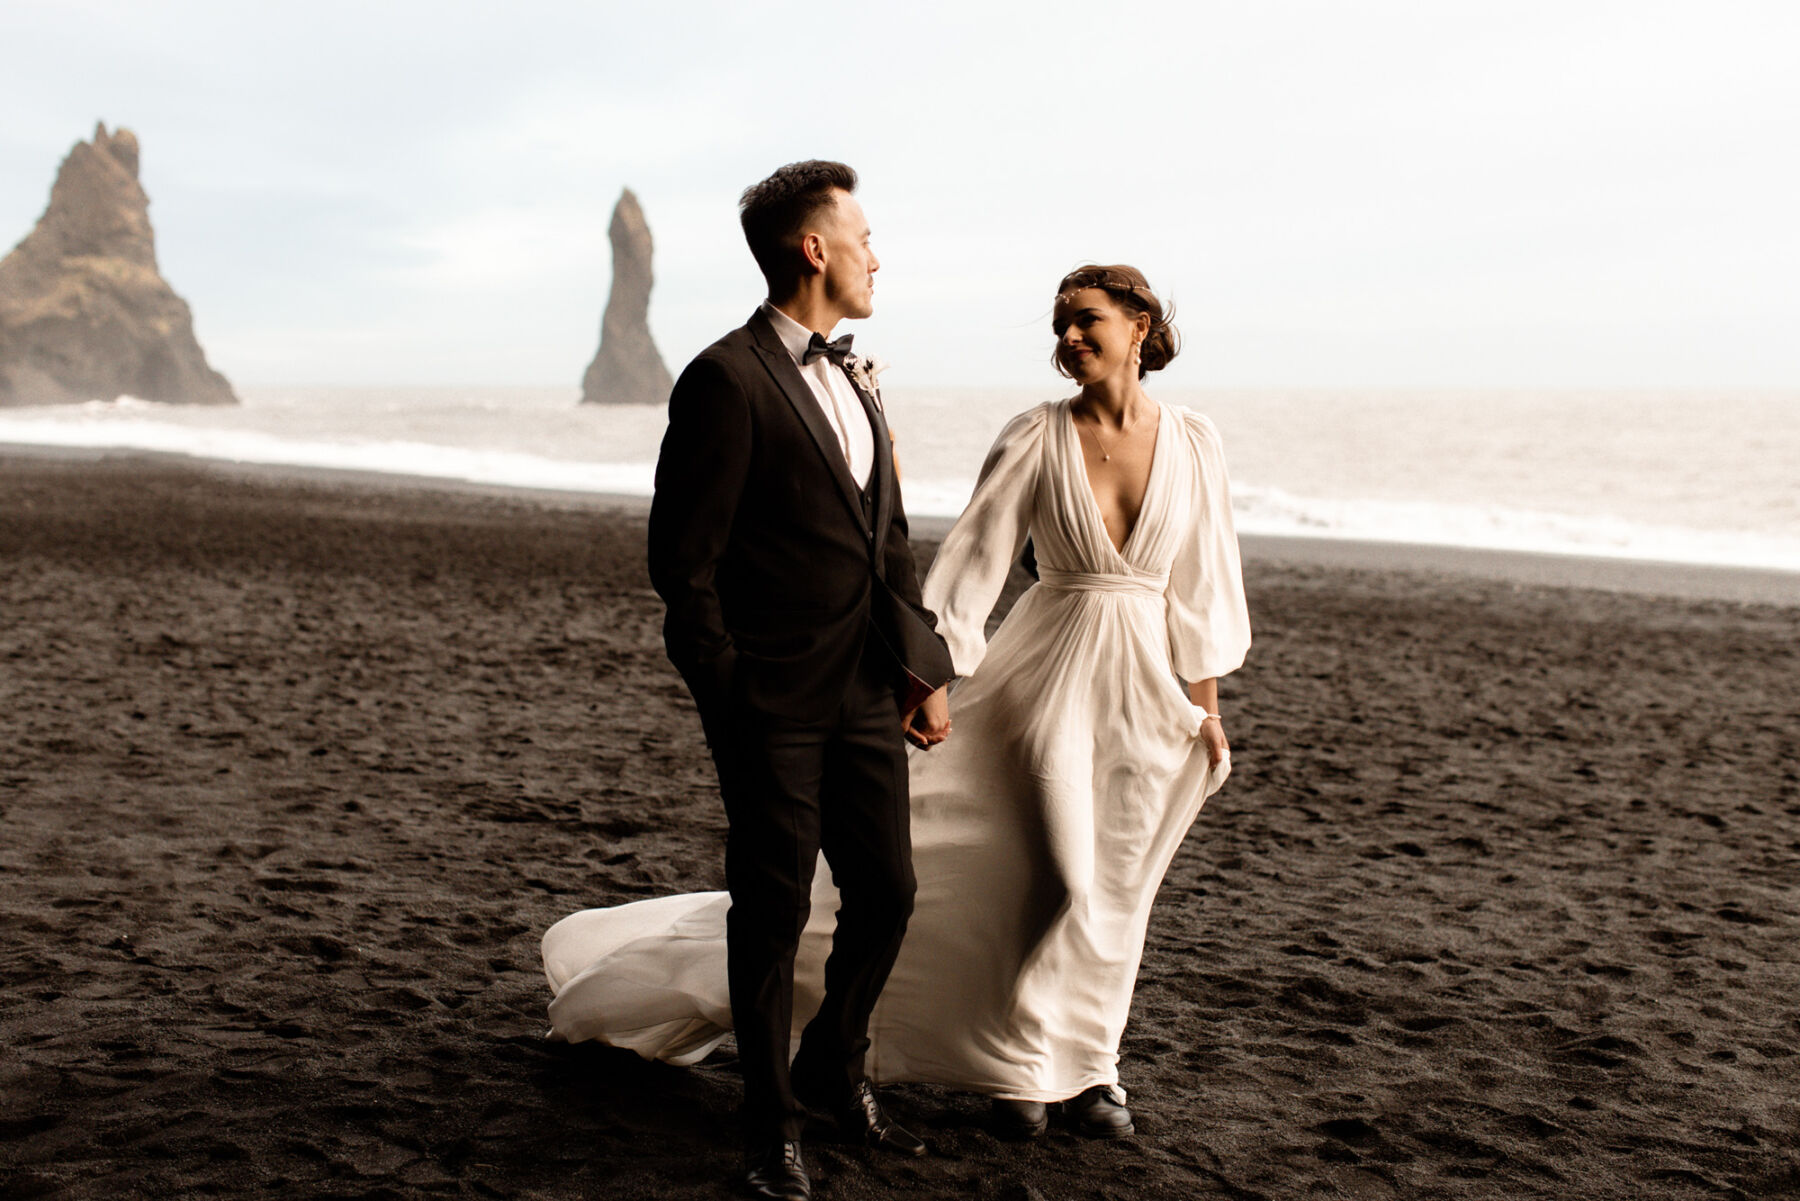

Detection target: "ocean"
[3, 387, 1797, 574]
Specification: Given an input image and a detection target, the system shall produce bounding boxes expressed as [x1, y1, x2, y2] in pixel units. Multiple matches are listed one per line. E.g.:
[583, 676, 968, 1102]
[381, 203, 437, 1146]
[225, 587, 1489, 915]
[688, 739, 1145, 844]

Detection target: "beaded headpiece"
[1055, 267, 1150, 307]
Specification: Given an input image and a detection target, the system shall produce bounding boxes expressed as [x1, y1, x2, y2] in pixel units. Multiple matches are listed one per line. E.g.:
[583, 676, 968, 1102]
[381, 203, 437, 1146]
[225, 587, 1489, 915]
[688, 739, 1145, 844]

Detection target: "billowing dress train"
[543, 399, 1251, 1101]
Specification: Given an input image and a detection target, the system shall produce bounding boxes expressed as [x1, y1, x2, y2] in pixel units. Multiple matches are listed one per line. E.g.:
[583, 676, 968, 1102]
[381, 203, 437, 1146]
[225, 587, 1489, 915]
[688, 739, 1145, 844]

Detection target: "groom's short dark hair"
[739, 160, 858, 297]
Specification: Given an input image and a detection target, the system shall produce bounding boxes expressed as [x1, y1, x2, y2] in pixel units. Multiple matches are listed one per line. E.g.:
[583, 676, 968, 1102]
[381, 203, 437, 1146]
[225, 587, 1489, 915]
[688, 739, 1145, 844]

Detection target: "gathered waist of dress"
[1036, 566, 1168, 598]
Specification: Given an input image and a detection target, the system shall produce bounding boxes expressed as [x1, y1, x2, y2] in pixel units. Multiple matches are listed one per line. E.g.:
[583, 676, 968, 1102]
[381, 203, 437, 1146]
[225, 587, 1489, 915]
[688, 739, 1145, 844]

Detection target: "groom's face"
[817, 190, 879, 321]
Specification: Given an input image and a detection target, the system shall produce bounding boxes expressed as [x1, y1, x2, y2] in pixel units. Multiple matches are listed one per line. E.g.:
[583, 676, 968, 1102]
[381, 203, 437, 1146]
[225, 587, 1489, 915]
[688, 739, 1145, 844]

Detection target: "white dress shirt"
[760, 301, 874, 489]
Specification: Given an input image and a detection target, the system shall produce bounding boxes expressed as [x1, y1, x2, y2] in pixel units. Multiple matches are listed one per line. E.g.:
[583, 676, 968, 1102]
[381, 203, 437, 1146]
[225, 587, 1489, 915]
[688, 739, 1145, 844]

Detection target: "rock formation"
[0, 122, 236, 407]
[580, 189, 672, 406]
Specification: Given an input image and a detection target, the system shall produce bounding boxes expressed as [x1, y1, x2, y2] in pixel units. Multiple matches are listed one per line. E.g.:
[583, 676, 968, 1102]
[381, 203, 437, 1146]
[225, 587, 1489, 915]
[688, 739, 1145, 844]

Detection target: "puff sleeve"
[920, 405, 1049, 677]
[1165, 409, 1251, 681]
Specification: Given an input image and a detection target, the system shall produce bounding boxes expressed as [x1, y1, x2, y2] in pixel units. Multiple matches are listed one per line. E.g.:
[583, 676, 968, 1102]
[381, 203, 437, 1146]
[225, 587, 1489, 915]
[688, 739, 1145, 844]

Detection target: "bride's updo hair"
[1053, 264, 1180, 381]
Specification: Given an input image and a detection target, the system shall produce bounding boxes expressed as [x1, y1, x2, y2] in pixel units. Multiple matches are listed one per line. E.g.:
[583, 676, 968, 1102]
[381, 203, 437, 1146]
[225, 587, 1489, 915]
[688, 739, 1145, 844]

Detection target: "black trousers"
[708, 639, 916, 1141]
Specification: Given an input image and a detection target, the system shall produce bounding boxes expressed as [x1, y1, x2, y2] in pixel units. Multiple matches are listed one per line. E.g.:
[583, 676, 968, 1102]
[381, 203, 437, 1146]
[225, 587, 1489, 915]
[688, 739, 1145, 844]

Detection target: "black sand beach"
[2, 452, 1797, 1200]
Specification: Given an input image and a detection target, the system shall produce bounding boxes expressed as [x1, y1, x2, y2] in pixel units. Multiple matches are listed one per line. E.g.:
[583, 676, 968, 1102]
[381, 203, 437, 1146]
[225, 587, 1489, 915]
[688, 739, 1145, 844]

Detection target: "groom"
[647, 161, 952, 1201]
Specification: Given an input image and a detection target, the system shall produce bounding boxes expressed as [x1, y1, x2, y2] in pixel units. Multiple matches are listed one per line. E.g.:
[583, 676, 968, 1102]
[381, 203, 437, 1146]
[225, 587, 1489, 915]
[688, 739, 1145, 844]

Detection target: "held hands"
[903, 686, 952, 750]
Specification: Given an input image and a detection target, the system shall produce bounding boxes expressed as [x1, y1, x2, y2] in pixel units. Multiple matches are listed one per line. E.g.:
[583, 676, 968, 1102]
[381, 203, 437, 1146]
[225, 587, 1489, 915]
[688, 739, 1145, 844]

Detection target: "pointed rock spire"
[580, 188, 673, 406]
[0, 123, 236, 407]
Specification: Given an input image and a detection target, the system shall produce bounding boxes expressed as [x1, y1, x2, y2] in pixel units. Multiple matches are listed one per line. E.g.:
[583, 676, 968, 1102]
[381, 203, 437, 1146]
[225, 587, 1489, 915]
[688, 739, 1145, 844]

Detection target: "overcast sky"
[3, 1, 1797, 389]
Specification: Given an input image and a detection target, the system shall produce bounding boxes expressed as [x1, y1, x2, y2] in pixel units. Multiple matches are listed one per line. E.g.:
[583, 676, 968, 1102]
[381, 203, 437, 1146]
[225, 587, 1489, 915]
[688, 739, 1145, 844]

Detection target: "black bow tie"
[802, 332, 854, 366]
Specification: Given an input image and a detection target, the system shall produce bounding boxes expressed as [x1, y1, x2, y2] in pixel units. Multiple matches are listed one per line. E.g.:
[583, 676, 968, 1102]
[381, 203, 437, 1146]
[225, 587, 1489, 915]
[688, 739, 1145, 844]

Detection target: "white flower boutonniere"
[846, 354, 890, 409]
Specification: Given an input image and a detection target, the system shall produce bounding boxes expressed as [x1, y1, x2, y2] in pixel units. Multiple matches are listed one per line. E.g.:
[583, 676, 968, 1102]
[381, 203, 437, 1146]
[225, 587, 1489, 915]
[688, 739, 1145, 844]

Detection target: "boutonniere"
[846, 354, 890, 409]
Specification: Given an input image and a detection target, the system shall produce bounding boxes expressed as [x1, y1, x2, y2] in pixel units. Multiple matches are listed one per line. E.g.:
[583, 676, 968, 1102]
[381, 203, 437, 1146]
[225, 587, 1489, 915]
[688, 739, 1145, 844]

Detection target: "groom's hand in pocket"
[903, 686, 952, 750]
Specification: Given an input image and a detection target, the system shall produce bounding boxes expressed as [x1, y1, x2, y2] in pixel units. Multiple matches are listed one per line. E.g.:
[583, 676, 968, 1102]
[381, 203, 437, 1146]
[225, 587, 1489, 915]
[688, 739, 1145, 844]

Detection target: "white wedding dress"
[543, 399, 1251, 1101]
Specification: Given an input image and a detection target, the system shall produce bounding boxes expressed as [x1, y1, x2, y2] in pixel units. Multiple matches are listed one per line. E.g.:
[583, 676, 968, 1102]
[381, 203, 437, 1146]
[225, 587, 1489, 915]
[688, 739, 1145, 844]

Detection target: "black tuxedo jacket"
[648, 308, 944, 725]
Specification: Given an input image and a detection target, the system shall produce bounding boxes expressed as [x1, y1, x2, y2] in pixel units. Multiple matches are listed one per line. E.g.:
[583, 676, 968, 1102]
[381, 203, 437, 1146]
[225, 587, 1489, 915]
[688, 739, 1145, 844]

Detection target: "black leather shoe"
[834, 1080, 928, 1156]
[743, 1139, 810, 1201]
[990, 1098, 1049, 1139]
[1066, 1085, 1134, 1138]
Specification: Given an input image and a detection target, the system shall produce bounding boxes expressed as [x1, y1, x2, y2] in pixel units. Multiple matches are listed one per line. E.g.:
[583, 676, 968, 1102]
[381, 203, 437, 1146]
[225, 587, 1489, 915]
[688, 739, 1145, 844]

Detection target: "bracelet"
[1198, 711, 1223, 724]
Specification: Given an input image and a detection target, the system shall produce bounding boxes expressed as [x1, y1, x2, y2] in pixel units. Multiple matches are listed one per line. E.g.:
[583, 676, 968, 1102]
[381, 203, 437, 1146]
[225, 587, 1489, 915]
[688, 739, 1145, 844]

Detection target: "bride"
[543, 264, 1251, 1141]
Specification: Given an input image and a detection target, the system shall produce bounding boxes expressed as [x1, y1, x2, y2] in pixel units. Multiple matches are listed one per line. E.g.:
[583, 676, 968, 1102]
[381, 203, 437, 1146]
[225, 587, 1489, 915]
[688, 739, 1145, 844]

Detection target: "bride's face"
[1052, 288, 1147, 384]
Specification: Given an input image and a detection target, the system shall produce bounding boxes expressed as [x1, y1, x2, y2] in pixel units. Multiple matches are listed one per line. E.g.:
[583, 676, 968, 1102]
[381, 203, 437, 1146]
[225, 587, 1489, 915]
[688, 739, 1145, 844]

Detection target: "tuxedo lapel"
[746, 310, 870, 532]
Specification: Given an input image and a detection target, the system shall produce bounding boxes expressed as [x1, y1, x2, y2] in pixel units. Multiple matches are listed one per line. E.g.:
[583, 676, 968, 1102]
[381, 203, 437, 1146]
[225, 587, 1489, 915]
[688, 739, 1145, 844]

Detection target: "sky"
[3, 0, 1797, 390]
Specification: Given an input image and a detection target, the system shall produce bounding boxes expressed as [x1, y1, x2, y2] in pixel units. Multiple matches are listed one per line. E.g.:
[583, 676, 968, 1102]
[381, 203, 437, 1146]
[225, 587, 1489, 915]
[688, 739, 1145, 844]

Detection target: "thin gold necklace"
[1079, 402, 1138, 462]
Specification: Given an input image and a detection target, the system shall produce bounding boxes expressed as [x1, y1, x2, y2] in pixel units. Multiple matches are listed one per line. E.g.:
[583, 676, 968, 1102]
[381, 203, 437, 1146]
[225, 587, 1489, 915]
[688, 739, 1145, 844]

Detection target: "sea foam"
[5, 389, 1797, 575]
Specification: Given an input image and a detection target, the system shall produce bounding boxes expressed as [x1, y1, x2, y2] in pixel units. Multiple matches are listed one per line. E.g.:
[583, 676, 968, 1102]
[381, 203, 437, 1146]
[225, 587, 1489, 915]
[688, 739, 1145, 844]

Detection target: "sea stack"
[0, 122, 236, 407]
[580, 188, 672, 406]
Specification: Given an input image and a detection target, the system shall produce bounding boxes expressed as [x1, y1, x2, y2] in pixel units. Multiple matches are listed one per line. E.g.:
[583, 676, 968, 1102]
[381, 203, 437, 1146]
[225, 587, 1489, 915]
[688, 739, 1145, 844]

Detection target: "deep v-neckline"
[1067, 399, 1165, 560]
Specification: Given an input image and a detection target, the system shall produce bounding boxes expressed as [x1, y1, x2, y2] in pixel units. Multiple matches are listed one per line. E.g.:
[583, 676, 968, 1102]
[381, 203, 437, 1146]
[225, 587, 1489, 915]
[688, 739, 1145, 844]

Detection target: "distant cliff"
[580, 189, 672, 406]
[0, 122, 236, 407]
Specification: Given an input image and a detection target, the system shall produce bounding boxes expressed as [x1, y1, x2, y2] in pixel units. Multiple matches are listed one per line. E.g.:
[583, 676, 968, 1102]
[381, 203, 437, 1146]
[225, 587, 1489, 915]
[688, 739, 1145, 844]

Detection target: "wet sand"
[2, 453, 1796, 1200]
